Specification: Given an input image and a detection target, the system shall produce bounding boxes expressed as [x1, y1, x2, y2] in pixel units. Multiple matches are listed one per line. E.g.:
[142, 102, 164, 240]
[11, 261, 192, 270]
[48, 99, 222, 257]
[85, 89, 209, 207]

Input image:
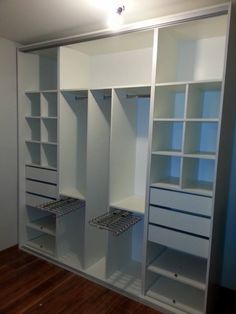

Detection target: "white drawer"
[150, 188, 212, 217]
[26, 166, 57, 184]
[26, 193, 56, 207]
[26, 180, 57, 198]
[149, 206, 211, 237]
[148, 224, 209, 258]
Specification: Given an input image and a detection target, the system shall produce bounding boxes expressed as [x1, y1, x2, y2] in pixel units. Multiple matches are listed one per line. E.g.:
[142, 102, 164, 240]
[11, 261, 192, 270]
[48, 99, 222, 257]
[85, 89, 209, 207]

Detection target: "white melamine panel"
[150, 155, 181, 187]
[59, 91, 87, 199]
[41, 92, 57, 117]
[26, 180, 57, 198]
[150, 188, 212, 216]
[84, 89, 111, 268]
[25, 166, 57, 184]
[154, 84, 186, 119]
[27, 233, 56, 256]
[148, 248, 207, 290]
[147, 277, 204, 314]
[26, 193, 56, 207]
[149, 206, 211, 237]
[187, 82, 221, 119]
[90, 48, 153, 88]
[148, 224, 209, 258]
[109, 88, 150, 212]
[38, 53, 57, 90]
[59, 47, 89, 90]
[156, 15, 227, 83]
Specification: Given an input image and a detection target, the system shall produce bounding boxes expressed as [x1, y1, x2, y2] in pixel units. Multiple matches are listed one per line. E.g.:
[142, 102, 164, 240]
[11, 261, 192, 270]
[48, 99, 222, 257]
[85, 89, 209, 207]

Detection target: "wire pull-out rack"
[89, 209, 142, 236]
[35, 197, 85, 217]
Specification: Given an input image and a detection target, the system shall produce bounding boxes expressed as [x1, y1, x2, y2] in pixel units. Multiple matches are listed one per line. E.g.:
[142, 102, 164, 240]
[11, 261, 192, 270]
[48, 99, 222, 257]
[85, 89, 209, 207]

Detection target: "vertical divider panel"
[84, 89, 111, 271]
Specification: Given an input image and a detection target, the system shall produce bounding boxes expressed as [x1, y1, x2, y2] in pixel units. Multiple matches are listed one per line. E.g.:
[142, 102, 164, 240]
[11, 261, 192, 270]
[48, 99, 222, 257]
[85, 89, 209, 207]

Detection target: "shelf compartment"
[156, 15, 227, 83]
[184, 122, 218, 156]
[25, 92, 40, 116]
[187, 82, 222, 119]
[147, 276, 204, 314]
[151, 155, 181, 187]
[89, 209, 142, 236]
[41, 118, 57, 143]
[152, 121, 183, 153]
[27, 234, 56, 256]
[27, 215, 56, 236]
[154, 84, 186, 119]
[182, 157, 215, 195]
[25, 118, 40, 141]
[148, 248, 207, 290]
[41, 143, 57, 169]
[25, 142, 41, 166]
[41, 92, 57, 117]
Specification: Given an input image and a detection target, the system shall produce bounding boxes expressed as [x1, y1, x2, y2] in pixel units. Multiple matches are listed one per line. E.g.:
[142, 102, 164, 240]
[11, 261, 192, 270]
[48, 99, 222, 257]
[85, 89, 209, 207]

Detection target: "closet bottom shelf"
[26, 234, 56, 256]
[146, 277, 204, 314]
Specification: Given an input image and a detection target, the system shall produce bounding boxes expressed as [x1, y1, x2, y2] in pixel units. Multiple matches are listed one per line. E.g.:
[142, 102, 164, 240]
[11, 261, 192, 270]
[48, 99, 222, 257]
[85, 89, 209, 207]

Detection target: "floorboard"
[0, 246, 235, 314]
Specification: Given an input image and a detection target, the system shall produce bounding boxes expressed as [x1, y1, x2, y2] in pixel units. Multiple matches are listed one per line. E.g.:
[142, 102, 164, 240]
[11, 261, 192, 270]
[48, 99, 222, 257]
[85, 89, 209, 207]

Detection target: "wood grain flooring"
[0, 246, 159, 314]
[0, 246, 235, 314]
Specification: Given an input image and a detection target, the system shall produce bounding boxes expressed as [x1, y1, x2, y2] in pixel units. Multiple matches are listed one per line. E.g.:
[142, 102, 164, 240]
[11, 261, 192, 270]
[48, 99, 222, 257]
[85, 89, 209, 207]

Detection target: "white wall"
[0, 37, 17, 250]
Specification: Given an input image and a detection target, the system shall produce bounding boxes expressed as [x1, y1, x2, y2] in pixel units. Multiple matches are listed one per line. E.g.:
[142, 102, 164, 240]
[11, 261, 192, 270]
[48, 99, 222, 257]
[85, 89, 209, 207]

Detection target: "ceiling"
[0, 0, 228, 45]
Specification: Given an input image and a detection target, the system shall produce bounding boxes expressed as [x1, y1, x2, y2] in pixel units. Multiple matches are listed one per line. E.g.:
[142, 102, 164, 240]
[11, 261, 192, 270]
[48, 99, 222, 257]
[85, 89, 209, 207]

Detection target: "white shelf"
[60, 189, 85, 201]
[152, 150, 182, 156]
[27, 216, 56, 236]
[25, 162, 57, 171]
[86, 257, 106, 280]
[108, 261, 142, 296]
[27, 234, 55, 256]
[147, 277, 204, 314]
[184, 152, 216, 160]
[110, 195, 145, 214]
[148, 249, 207, 290]
[59, 252, 83, 270]
[151, 177, 180, 188]
[25, 116, 41, 119]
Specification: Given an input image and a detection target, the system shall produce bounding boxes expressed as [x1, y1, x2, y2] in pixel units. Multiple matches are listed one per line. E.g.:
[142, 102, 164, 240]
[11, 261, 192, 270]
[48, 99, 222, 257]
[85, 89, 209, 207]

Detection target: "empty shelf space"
[86, 257, 106, 281]
[27, 215, 56, 236]
[147, 277, 204, 314]
[27, 234, 56, 256]
[154, 84, 186, 119]
[108, 261, 142, 296]
[110, 195, 145, 214]
[41, 92, 58, 117]
[25, 92, 40, 116]
[147, 249, 207, 290]
[186, 82, 222, 119]
[60, 189, 85, 201]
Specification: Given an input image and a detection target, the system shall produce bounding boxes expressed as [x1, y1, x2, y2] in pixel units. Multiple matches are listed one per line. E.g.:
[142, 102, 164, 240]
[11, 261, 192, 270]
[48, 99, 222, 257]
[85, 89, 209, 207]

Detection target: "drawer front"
[26, 180, 57, 198]
[26, 166, 57, 184]
[26, 193, 56, 207]
[150, 188, 212, 217]
[148, 224, 209, 258]
[149, 206, 211, 237]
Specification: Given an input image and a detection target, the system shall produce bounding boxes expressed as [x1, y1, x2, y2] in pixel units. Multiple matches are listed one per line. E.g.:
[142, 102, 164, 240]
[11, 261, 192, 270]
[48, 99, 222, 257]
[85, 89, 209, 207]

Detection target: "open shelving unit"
[18, 5, 235, 314]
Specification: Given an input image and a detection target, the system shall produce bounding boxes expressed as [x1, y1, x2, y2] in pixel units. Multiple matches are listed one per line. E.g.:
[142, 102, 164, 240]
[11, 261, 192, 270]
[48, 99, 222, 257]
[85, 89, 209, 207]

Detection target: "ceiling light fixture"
[107, 4, 125, 30]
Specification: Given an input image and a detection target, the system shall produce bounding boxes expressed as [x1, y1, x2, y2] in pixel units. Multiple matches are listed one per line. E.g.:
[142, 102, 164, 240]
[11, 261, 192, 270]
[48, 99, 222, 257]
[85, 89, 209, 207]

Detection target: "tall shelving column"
[144, 14, 228, 314]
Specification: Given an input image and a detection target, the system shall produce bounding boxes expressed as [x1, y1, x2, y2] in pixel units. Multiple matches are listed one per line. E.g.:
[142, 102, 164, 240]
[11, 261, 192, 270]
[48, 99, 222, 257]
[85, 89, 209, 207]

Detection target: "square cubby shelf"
[184, 122, 218, 158]
[41, 92, 57, 117]
[25, 118, 40, 142]
[152, 121, 183, 154]
[25, 92, 40, 117]
[182, 157, 215, 195]
[187, 82, 221, 119]
[41, 118, 57, 143]
[154, 84, 186, 119]
[151, 154, 181, 187]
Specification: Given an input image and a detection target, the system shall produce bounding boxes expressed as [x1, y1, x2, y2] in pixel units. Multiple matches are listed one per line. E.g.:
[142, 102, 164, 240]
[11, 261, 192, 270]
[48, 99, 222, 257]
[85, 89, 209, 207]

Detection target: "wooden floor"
[0, 246, 235, 314]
